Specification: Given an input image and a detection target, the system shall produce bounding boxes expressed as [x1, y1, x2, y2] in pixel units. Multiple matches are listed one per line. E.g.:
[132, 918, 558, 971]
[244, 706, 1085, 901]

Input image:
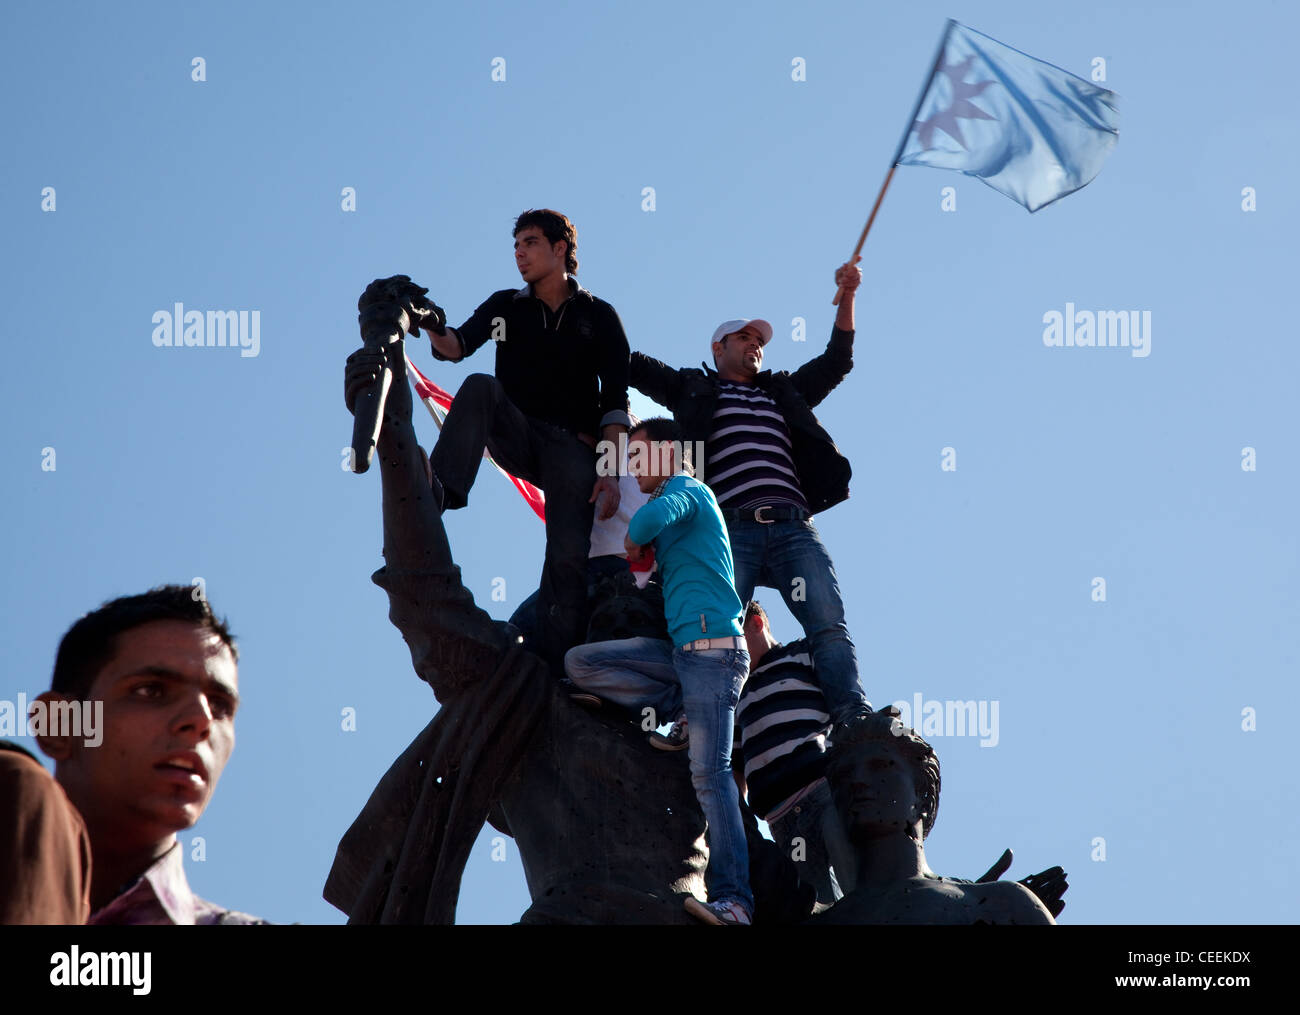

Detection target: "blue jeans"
[675, 644, 752, 913]
[564, 636, 681, 725]
[766, 778, 857, 906]
[727, 517, 869, 724]
[563, 638, 754, 913]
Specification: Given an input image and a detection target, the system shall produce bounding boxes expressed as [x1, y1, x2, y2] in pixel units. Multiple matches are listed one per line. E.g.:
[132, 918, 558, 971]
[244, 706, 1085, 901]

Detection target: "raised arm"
[345, 338, 450, 568]
[629, 351, 685, 411]
[344, 337, 510, 699]
[833, 257, 861, 333]
[790, 258, 862, 409]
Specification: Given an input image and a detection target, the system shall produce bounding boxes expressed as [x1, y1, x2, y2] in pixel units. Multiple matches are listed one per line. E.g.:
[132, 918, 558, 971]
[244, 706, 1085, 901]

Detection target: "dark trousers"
[509, 554, 630, 649]
[430, 373, 596, 669]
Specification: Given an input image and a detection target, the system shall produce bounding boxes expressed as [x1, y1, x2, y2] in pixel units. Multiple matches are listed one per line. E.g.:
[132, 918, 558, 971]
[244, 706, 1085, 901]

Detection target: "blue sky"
[1, 0, 1295, 924]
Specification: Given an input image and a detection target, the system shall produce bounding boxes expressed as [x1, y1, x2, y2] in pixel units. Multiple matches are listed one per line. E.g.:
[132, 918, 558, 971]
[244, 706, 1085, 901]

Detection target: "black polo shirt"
[436, 277, 631, 437]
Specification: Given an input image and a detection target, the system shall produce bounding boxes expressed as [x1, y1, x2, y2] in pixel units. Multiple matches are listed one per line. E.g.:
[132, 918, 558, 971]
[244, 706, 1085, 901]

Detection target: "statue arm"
[347, 338, 514, 700]
[372, 343, 453, 571]
[332, 312, 549, 925]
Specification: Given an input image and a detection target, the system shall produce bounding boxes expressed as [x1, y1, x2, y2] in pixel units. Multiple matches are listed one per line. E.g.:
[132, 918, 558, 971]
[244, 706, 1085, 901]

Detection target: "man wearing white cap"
[629, 259, 871, 730]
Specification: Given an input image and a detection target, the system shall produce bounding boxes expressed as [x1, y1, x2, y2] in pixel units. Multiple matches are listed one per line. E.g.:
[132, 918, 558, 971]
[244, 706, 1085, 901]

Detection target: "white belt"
[680, 636, 745, 651]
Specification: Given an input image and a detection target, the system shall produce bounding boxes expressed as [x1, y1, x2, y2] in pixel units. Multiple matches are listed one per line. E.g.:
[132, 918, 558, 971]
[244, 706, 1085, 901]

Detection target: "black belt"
[721, 505, 812, 524]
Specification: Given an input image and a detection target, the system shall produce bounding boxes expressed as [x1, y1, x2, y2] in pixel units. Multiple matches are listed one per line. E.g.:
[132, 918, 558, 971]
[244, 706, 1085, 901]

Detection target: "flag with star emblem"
[896, 21, 1119, 212]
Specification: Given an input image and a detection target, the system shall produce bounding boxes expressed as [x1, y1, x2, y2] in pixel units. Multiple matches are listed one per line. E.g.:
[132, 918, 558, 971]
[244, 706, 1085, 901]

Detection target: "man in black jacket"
[426, 209, 631, 669]
[629, 258, 870, 726]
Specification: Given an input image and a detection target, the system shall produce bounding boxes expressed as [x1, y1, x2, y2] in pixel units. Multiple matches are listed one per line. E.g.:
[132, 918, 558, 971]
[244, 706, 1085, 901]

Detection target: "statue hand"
[357, 275, 446, 338]
[358, 274, 419, 312]
[345, 346, 385, 416]
[974, 848, 1013, 883]
[345, 339, 412, 422]
[1019, 866, 1068, 918]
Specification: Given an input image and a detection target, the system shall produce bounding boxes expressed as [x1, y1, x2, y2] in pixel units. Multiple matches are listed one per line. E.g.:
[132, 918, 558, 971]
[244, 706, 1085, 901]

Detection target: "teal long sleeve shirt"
[627, 473, 744, 647]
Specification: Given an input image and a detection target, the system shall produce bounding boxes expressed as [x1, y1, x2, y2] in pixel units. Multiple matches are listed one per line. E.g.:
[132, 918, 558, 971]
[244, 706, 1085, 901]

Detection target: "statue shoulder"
[968, 878, 1056, 925]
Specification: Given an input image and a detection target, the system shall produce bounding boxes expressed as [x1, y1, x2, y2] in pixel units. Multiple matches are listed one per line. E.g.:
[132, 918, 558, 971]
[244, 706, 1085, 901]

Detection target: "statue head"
[826, 712, 940, 843]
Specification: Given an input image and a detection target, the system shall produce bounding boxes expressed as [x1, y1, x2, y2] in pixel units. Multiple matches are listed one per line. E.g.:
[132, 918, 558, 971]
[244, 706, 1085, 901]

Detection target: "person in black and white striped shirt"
[706, 378, 811, 513]
[630, 258, 872, 734]
[733, 600, 856, 906]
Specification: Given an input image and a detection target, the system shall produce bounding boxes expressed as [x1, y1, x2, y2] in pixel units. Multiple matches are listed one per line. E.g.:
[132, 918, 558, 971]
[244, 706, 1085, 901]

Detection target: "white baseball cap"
[710, 319, 773, 346]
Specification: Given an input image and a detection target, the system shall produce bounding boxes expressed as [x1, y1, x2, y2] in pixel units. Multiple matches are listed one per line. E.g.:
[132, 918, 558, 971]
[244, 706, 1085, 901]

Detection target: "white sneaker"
[648, 716, 688, 751]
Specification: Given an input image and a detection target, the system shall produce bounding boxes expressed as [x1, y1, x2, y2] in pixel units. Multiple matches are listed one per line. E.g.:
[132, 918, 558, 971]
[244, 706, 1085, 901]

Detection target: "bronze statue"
[324, 281, 1066, 925]
[812, 712, 1063, 924]
[326, 287, 805, 923]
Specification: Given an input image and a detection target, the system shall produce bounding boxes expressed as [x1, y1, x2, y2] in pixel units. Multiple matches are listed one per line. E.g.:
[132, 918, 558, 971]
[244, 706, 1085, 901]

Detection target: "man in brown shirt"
[0, 740, 91, 923]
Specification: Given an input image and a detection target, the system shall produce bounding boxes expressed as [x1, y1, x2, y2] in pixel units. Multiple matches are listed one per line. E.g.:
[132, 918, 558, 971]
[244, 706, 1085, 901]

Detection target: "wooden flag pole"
[831, 166, 896, 305]
[832, 19, 955, 305]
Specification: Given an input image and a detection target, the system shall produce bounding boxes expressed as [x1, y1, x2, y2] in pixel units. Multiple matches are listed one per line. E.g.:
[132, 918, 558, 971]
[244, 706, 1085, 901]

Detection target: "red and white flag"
[405, 356, 546, 522]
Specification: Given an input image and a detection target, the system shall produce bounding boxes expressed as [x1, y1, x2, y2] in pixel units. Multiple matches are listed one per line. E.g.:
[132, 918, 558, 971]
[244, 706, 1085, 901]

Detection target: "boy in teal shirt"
[565, 417, 752, 925]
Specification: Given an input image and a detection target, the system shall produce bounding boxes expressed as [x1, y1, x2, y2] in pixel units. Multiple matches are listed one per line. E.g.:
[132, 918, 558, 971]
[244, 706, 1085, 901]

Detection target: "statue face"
[828, 737, 921, 841]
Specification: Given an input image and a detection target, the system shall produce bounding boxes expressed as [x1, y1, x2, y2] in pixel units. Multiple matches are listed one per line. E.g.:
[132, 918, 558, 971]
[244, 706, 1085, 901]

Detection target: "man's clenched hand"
[590, 475, 620, 521]
[834, 256, 862, 294]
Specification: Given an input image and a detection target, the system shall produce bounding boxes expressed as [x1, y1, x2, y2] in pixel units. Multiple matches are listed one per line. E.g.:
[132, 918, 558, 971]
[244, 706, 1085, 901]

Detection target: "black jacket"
[629, 326, 854, 514]
[434, 278, 632, 437]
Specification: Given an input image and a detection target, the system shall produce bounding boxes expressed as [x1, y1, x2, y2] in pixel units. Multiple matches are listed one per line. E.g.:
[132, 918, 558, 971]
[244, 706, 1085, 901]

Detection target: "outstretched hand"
[1019, 866, 1069, 918]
